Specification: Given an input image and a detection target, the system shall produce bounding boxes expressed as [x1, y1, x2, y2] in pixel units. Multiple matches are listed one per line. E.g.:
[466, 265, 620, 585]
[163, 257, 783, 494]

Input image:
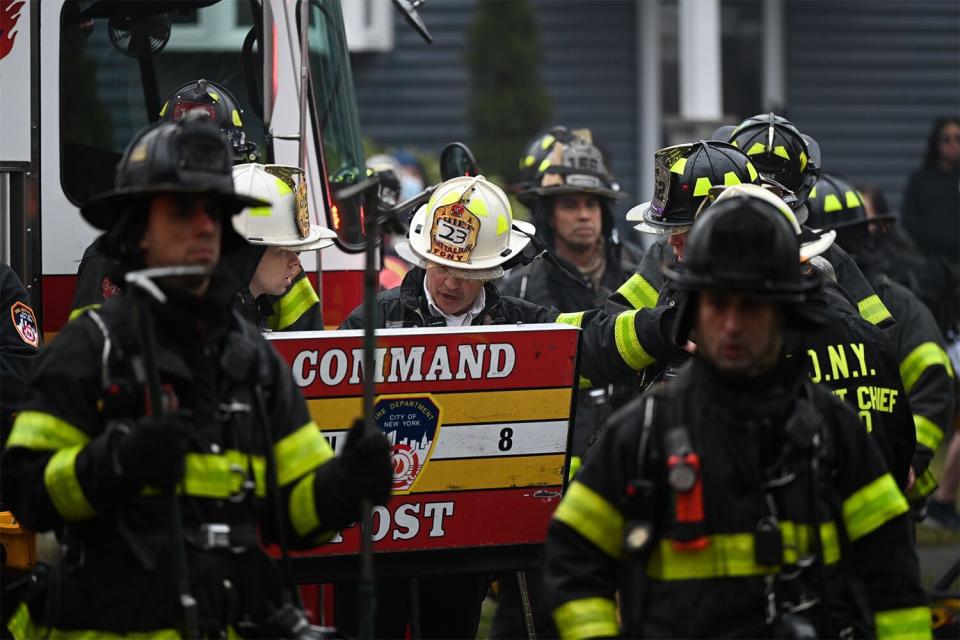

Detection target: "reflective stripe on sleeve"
[289, 472, 319, 537]
[914, 414, 944, 452]
[842, 473, 909, 541]
[900, 342, 954, 394]
[68, 303, 101, 323]
[856, 294, 892, 326]
[6, 411, 91, 451]
[616, 274, 660, 310]
[614, 310, 655, 371]
[7, 601, 181, 639]
[553, 597, 619, 640]
[646, 521, 840, 580]
[43, 446, 96, 521]
[906, 467, 938, 502]
[555, 312, 585, 328]
[552, 481, 625, 559]
[274, 422, 335, 487]
[874, 606, 932, 640]
[268, 277, 320, 331]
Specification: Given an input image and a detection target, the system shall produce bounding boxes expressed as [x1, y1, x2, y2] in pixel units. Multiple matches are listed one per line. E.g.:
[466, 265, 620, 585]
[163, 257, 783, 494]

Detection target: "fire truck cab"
[0, 0, 371, 334]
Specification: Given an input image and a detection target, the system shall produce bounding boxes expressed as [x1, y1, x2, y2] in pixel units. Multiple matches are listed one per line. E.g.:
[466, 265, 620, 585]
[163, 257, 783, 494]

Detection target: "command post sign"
[268, 324, 579, 562]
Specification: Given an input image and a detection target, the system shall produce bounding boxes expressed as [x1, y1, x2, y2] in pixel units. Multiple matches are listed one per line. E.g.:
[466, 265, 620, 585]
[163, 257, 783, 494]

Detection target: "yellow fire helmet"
[396, 175, 536, 280]
[710, 183, 835, 260]
[231, 163, 337, 251]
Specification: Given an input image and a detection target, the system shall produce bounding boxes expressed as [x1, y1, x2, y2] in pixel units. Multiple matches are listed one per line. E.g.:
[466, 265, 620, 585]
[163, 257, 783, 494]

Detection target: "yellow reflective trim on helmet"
[730, 140, 739, 148]
[496, 213, 509, 235]
[209, 91, 221, 102]
[249, 206, 272, 217]
[275, 176, 293, 196]
[874, 606, 933, 640]
[723, 171, 743, 187]
[538, 158, 551, 173]
[800, 150, 808, 172]
[747, 142, 766, 156]
[553, 597, 619, 640]
[466, 194, 489, 218]
[232, 109, 243, 127]
[823, 194, 843, 213]
[845, 191, 861, 208]
[842, 473, 908, 541]
[553, 481, 625, 559]
[693, 177, 713, 197]
[669, 157, 688, 175]
[774, 145, 790, 160]
[809, 186, 817, 199]
[746, 162, 759, 182]
[541, 134, 556, 150]
[159, 100, 169, 117]
[522, 154, 536, 168]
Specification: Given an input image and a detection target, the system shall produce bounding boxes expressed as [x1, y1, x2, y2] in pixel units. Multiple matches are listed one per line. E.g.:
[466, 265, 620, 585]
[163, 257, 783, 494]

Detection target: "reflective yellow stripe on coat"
[553, 597, 619, 640]
[874, 606, 933, 640]
[614, 310, 655, 371]
[616, 274, 660, 310]
[553, 481, 625, 559]
[842, 473, 908, 541]
[856, 294, 892, 326]
[900, 341, 954, 394]
[268, 277, 320, 331]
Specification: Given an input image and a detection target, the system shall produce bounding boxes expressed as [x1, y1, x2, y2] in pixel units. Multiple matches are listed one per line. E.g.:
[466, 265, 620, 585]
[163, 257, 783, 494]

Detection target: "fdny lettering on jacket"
[806, 342, 899, 432]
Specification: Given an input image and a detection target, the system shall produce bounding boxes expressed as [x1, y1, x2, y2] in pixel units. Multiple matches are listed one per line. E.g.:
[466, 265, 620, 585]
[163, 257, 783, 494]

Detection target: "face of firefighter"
[250, 247, 302, 298]
[667, 231, 688, 262]
[139, 195, 222, 294]
[550, 194, 603, 253]
[695, 290, 784, 377]
[425, 266, 485, 316]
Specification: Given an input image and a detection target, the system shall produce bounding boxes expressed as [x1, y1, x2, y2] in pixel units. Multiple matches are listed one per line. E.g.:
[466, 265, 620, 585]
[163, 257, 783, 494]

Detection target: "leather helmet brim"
[81, 184, 267, 232]
[627, 201, 692, 235]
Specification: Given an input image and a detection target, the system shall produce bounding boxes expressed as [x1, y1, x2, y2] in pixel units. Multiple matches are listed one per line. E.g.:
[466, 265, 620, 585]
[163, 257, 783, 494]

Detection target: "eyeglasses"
[939, 134, 960, 144]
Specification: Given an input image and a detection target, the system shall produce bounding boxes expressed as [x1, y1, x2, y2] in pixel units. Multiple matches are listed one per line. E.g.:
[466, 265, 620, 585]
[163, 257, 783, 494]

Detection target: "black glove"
[310, 421, 393, 532]
[114, 414, 193, 491]
[340, 420, 393, 507]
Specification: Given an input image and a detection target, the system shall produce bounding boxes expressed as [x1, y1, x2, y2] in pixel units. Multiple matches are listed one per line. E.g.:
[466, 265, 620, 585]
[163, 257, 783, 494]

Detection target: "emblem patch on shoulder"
[10, 301, 39, 348]
[375, 395, 442, 494]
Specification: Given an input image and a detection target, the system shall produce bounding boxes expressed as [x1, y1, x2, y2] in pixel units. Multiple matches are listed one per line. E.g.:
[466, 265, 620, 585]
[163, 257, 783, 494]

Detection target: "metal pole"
[637, 0, 661, 251]
[678, 0, 723, 120]
[762, 0, 787, 112]
[358, 194, 379, 638]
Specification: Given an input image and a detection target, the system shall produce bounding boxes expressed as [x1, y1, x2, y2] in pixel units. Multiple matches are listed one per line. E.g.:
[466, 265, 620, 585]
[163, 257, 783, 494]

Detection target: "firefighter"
[493, 127, 638, 638]
[70, 78, 326, 332]
[1, 113, 392, 638]
[222, 163, 337, 331]
[715, 185, 917, 489]
[711, 113, 895, 328]
[544, 192, 931, 639]
[0, 264, 41, 447]
[336, 174, 682, 639]
[806, 173, 956, 503]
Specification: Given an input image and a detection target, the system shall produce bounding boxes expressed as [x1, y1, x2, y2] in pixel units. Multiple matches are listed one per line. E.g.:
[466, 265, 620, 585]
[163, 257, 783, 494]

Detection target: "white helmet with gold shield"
[396, 175, 535, 280]
[231, 163, 337, 251]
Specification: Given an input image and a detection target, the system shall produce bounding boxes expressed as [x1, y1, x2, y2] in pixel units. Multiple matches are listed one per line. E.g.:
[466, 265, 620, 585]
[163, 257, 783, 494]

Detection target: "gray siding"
[786, 0, 960, 212]
[352, 0, 640, 221]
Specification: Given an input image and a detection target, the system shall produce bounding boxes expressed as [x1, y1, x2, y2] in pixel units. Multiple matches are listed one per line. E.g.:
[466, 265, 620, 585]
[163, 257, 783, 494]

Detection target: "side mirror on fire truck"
[439, 142, 479, 181]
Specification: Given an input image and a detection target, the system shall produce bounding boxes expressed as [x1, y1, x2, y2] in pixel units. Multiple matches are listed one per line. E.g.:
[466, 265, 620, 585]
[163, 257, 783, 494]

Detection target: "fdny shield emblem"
[429, 201, 480, 263]
[10, 301, 39, 348]
[374, 395, 442, 494]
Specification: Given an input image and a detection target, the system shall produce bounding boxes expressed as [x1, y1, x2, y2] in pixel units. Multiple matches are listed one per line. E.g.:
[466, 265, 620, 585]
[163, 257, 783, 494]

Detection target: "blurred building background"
[344, 0, 959, 234]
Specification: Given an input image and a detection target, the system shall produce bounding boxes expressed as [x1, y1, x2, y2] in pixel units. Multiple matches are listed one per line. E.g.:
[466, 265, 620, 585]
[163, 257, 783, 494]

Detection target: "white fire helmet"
[395, 175, 535, 280]
[710, 183, 835, 260]
[231, 163, 337, 251]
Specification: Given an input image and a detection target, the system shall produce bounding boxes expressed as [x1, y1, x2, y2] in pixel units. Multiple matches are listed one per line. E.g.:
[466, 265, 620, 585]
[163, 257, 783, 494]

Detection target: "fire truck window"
[59, 0, 266, 207]
[307, 0, 367, 251]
